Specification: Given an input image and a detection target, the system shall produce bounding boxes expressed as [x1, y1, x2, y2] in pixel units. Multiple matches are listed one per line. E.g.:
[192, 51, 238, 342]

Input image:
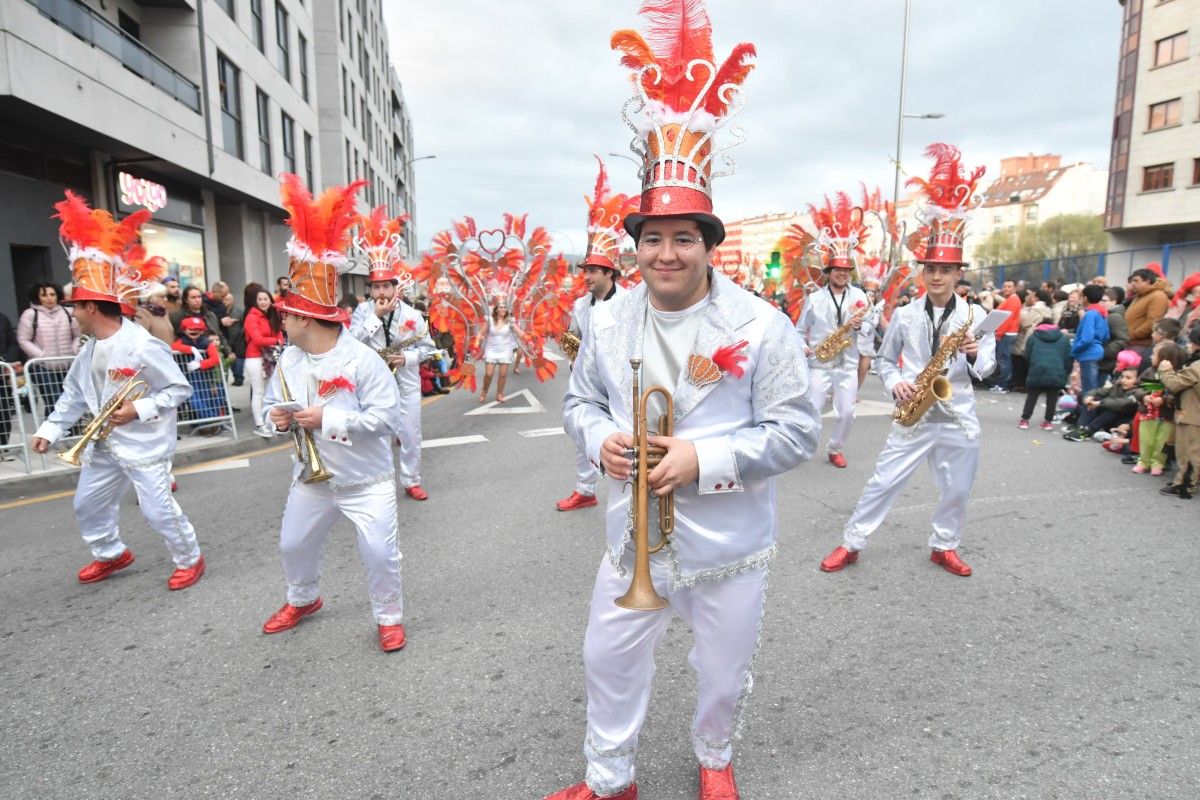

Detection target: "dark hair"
[336, 294, 358, 311]
[308, 318, 340, 330]
[633, 217, 721, 250]
[1042, 280, 1057, 291]
[249, 288, 282, 333]
[1002, 279, 1016, 287]
[1082, 284, 1105, 304]
[1103, 286, 1125, 304]
[1015, 289, 1029, 304]
[1035, 289, 1052, 305]
[1190, 326, 1200, 347]
[182, 286, 204, 304]
[276, 276, 290, 287]
[79, 299, 123, 319]
[243, 282, 268, 311]
[1052, 289, 1069, 303]
[1154, 317, 1181, 338]
[1131, 268, 1158, 283]
[1155, 343, 1188, 368]
[26, 281, 63, 307]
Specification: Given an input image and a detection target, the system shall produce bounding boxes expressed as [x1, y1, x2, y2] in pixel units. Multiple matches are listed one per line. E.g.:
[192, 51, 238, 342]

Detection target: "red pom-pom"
[712, 340, 749, 379]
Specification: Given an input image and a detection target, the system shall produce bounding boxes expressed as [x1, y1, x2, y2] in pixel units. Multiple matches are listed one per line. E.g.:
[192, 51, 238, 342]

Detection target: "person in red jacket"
[242, 288, 286, 437]
[989, 279, 1021, 392]
[171, 316, 225, 426]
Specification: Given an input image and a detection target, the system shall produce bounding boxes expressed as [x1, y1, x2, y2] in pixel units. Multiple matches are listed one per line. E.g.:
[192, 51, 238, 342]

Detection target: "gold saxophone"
[893, 305, 975, 427]
[814, 306, 868, 362]
[58, 367, 149, 467]
[615, 358, 675, 611]
[558, 331, 582, 363]
[377, 330, 428, 373]
[277, 363, 332, 484]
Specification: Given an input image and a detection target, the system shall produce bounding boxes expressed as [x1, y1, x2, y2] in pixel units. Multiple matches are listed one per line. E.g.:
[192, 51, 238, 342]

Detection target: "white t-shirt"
[90, 334, 118, 398]
[641, 295, 710, 432]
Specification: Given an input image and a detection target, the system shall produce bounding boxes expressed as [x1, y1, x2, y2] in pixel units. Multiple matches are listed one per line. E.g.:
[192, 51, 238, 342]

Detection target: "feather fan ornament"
[280, 173, 367, 269]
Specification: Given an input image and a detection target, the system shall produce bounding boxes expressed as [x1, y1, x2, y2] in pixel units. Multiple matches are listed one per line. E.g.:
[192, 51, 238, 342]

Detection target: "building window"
[303, 131, 314, 191]
[345, 139, 353, 183]
[1193, 158, 1200, 186]
[275, 2, 291, 81]
[214, 0, 234, 20]
[1026, 205, 1039, 223]
[281, 112, 296, 174]
[217, 52, 243, 159]
[250, 0, 265, 52]
[1143, 162, 1174, 191]
[256, 90, 272, 175]
[341, 67, 349, 115]
[118, 10, 140, 40]
[1153, 32, 1187, 67]
[1148, 98, 1182, 130]
[298, 33, 310, 102]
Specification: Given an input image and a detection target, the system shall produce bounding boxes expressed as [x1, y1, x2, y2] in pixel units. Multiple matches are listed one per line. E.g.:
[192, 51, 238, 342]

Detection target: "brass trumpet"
[59, 367, 149, 467]
[615, 358, 675, 612]
[277, 361, 332, 484]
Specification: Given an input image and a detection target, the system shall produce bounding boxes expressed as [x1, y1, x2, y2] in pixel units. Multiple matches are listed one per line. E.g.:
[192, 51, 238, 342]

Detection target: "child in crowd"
[1158, 327, 1200, 499]
[1132, 344, 1186, 476]
[171, 315, 226, 425]
[1020, 322, 1072, 430]
[1071, 284, 1110, 397]
[1064, 367, 1141, 442]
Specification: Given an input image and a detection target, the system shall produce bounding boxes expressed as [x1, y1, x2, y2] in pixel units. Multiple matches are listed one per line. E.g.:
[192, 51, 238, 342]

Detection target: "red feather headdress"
[905, 143, 985, 219]
[116, 244, 169, 307]
[583, 156, 639, 270]
[280, 173, 367, 269]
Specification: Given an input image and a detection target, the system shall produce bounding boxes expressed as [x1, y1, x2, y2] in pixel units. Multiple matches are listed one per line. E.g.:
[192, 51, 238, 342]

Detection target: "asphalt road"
[0, 361, 1196, 799]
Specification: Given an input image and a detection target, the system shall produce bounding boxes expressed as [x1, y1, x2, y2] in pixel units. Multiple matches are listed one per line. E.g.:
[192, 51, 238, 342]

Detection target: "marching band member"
[259, 175, 408, 653]
[349, 207, 438, 502]
[556, 156, 636, 513]
[795, 194, 875, 468]
[31, 192, 204, 590]
[820, 144, 996, 578]
[549, 5, 820, 799]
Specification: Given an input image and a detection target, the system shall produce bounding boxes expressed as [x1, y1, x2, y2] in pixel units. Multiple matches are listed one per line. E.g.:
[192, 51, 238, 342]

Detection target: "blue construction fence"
[965, 240, 1200, 290]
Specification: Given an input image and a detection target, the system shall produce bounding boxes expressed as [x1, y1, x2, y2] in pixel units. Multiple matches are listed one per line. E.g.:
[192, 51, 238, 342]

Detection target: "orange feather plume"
[280, 173, 367, 254]
[807, 192, 866, 244]
[905, 143, 985, 211]
[357, 205, 408, 247]
[52, 190, 105, 249]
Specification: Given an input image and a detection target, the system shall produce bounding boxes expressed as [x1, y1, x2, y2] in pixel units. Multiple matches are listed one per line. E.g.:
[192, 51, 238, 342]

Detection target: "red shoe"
[378, 623, 407, 652]
[556, 491, 598, 512]
[168, 555, 205, 591]
[819, 545, 858, 573]
[930, 548, 972, 577]
[262, 598, 323, 634]
[699, 763, 740, 800]
[171, 481, 178, 492]
[828, 452, 847, 468]
[78, 549, 135, 583]
[405, 485, 429, 501]
[545, 782, 637, 800]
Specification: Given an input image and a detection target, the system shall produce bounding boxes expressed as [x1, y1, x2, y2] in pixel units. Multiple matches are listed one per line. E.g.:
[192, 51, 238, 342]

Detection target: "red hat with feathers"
[808, 192, 867, 272]
[583, 155, 639, 271]
[906, 143, 985, 266]
[52, 190, 151, 305]
[116, 243, 169, 317]
[278, 173, 367, 322]
[611, 0, 756, 245]
[352, 205, 411, 287]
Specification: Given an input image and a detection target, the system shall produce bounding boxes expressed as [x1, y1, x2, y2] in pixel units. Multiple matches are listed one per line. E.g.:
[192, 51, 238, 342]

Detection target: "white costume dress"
[563, 271, 820, 795]
[481, 322, 518, 364]
[795, 285, 875, 455]
[566, 284, 625, 497]
[261, 331, 405, 624]
[842, 296, 996, 552]
[348, 300, 438, 489]
[34, 319, 201, 568]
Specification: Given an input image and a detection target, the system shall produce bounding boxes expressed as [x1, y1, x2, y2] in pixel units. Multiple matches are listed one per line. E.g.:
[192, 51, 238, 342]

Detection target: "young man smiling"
[551, 5, 820, 798]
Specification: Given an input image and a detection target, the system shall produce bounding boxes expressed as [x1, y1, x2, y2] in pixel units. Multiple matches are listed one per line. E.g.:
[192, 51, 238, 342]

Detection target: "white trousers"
[808, 367, 858, 454]
[278, 479, 404, 624]
[397, 395, 422, 488]
[245, 357, 267, 426]
[574, 439, 598, 496]
[75, 448, 201, 568]
[581, 552, 767, 796]
[842, 422, 980, 552]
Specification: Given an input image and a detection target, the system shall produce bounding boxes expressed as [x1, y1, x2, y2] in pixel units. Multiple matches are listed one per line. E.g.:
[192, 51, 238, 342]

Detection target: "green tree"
[977, 214, 1108, 266]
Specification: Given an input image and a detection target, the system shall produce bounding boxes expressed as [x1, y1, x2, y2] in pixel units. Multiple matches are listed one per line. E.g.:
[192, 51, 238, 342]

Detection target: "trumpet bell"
[614, 582, 669, 611]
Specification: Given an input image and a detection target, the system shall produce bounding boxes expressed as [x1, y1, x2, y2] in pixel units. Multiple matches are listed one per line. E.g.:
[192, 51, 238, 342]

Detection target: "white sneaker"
[254, 425, 275, 439]
[1093, 431, 1113, 443]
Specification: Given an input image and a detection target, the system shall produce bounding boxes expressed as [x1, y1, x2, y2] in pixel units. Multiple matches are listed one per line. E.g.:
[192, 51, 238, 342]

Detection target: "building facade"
[0, 0, 415, 320]
[1105, 0, 1200, 252]
[720, 211, 802, 269]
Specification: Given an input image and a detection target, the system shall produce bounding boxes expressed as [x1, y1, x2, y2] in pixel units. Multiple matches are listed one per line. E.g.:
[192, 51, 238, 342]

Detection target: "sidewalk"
[0, 379, 279, 502]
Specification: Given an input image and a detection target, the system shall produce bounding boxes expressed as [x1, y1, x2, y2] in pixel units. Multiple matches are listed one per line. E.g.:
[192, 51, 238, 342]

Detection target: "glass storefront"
[116, 170, 208, 288]
[139, 223, 207, 289]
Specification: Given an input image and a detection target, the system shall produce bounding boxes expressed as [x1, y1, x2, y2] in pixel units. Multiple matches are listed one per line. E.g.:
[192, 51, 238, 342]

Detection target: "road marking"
[421, 392, 450, 407]
[519, 427, 566, 438]
[821, 399, 896, 419]
[543, 350, 566, 362]
[464, 388, 546, 416]
[179, 458, 250, 475]
[423, 435, 488, 449]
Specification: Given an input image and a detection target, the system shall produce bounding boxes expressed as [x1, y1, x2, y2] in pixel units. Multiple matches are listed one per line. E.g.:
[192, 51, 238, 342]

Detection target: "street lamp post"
[399, 155, 435, 258]
[403, 154, 437, 169]
[607, 152, 641, 168]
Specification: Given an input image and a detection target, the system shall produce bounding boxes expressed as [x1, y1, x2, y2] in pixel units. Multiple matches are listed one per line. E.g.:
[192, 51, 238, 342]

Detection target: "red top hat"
[611, 1, 757, 246]
[906, 143, 985, 266]
[276, 173, 366, 323]
[583, 155, 639, 271]
[352, 205, 413, 289]
[809, 192, 867, 272]
[52, 191, 151, 305]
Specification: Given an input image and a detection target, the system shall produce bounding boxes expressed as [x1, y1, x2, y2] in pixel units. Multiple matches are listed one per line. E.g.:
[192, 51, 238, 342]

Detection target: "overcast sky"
[384, 1, 1121, 254]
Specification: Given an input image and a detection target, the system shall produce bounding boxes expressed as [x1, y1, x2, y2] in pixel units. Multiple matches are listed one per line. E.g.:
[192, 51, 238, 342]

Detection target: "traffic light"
[765, 250, 782, 281]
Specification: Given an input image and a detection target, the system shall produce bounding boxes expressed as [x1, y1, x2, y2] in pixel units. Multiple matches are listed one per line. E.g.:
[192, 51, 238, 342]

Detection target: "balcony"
[26, 0, 200, 112]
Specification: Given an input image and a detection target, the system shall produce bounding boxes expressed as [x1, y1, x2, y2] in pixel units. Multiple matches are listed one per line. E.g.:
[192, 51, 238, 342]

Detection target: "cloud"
[385, 1, 1120, 253]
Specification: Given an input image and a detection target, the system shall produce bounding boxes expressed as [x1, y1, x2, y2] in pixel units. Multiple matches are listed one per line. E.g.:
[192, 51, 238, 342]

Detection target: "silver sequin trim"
[329, 471, 396, 492]
[668, 543, 776, 589]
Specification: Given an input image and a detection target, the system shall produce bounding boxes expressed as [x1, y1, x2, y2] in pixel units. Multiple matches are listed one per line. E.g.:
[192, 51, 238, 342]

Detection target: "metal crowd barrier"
[24, 355, 87, 470]
[0, 361, 31, 474]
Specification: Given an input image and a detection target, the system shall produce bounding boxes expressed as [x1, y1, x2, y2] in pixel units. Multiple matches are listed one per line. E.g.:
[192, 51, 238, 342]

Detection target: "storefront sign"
[118, 171, 168, 213]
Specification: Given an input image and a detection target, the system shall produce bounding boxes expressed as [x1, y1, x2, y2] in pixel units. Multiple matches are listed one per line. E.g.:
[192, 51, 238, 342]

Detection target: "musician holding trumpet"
[551, 8, 820, 799]
[32, 191, 205, 591]
[820, 144, 997, 578]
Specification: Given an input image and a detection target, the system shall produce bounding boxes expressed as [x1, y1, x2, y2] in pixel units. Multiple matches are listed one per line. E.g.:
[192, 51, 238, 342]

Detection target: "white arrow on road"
[518, 427, 565, 438]
[423, 435, 489, 449]
[464, 388, 545, 416]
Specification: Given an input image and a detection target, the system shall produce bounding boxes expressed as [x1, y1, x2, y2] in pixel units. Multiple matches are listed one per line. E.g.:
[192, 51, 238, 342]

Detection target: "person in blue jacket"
[1071, 284, 1110, 397]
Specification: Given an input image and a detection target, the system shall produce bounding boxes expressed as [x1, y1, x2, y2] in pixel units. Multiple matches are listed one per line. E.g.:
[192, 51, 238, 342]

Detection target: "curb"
[0, 435, 282, 503]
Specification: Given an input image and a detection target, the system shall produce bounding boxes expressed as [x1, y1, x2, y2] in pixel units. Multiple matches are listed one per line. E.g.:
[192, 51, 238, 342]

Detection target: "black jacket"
[0, 313, 22, 363]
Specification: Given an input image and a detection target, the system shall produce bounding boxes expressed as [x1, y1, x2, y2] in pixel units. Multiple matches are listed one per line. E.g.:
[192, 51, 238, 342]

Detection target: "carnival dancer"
[259, 175, 408, 653]
[795, 194, 875, 468]
[556, 156, 637, 513]
[31, 191, 204, 590]
[820, 144, 996, 578]
[348, 207, 438, 502]
[473, 303, 527, 403]
[548, 6, 820, 799]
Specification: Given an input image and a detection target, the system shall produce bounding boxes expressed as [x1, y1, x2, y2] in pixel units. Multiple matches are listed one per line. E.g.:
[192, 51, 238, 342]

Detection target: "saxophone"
[377, 329, 429, 372]
[814, 306, 868, 362]
[558, 331, 582, 363]
[893, 305, 975, 427]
